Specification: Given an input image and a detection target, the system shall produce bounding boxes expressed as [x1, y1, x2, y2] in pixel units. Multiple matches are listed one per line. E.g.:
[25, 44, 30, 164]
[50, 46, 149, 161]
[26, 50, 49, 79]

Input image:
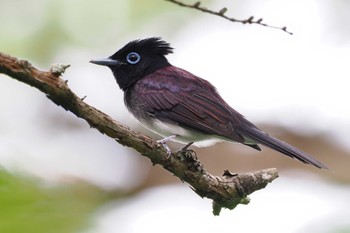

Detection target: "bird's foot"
[157, 135, 177, 158]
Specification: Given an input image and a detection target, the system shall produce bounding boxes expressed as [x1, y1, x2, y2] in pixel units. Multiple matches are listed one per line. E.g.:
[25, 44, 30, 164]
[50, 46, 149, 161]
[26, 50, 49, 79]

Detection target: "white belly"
[141, 119, 230, 147]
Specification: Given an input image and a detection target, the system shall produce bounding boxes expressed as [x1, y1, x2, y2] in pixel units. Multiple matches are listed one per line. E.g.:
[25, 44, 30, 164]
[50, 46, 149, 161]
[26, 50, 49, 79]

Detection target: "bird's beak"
[90, 58, 120, 66]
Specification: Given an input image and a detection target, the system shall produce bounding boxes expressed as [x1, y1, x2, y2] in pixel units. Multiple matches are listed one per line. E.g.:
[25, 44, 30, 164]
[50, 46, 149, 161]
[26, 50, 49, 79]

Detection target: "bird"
[90, 37, 327, 169]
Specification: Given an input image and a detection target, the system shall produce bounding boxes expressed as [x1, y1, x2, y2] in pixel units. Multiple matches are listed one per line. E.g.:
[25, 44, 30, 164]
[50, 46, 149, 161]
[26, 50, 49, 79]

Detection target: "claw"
[157, 135, 177, 158]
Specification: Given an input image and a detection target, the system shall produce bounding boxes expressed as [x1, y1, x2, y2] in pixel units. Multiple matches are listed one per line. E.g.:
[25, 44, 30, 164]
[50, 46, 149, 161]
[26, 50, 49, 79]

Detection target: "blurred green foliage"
[0, 168, 107, 233]
[0, 0, 194, 65]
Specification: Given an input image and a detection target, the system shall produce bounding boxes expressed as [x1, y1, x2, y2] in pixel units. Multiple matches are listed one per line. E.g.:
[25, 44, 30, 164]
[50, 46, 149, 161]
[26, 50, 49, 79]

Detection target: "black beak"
[90, 58, 120, 66]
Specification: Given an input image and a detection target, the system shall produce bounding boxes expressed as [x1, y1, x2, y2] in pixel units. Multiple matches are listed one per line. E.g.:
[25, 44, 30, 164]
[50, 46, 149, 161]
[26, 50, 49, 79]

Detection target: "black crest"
[103, 37, 173, 90]
[116, 37, 173, 57]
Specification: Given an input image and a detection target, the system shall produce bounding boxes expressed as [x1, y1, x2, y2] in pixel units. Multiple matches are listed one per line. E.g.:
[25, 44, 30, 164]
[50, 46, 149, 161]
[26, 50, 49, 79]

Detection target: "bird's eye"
[126, 52, 140, 64]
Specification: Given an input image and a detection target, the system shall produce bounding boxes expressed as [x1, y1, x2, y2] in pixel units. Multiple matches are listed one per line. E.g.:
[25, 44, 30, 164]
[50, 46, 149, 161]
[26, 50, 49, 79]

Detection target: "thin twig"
[166, 0, 293, 35]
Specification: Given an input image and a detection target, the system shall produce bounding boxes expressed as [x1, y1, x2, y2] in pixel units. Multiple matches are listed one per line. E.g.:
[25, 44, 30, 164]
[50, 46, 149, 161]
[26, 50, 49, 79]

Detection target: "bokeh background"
[1, 0, 349, 232]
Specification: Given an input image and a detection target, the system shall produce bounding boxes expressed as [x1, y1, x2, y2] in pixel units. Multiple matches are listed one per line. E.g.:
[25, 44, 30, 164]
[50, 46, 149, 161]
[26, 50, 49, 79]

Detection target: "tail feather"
[237, 127, 327, 169]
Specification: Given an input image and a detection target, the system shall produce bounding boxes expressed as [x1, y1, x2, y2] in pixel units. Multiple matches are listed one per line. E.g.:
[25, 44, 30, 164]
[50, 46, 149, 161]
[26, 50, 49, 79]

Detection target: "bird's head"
[90, 37, 173, 90]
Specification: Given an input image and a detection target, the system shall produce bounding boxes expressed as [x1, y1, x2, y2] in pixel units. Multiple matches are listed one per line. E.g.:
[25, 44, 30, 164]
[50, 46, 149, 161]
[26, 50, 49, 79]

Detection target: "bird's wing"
[140, 84, 327, 168]
[134, 67, 255, 146]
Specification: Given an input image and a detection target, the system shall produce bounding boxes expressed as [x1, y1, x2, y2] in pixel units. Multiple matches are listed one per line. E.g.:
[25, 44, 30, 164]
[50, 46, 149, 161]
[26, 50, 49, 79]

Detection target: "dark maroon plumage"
[90, 37, 327, 169]
[127, 66, 255, 146]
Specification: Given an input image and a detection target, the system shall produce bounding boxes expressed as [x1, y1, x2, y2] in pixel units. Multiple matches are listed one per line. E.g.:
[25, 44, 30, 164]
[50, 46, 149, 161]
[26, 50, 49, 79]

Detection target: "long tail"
[237, 126, 327, 169]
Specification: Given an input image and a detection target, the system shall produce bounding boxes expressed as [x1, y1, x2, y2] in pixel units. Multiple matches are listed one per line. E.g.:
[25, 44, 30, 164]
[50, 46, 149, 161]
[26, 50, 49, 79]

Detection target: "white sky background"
[86, 1, 350, 231]
[89, 177, 350, 233]
[169, 0, 350, 148]
[88, 1, 350, 231]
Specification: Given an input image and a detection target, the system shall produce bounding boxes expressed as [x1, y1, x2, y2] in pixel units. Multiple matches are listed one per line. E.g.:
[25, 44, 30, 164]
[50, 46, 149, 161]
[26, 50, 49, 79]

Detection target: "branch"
[166, 0, 293, 35]
[0, 52, 278, 215]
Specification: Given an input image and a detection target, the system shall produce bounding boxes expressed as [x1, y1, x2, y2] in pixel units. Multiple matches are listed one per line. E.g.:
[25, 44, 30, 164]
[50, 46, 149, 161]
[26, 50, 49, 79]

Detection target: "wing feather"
[133, 67, 247, 143]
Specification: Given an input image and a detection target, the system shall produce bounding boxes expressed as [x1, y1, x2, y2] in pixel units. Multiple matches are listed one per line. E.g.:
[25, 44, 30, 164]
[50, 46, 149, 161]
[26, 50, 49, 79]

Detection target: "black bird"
[90, 37, 327, 169]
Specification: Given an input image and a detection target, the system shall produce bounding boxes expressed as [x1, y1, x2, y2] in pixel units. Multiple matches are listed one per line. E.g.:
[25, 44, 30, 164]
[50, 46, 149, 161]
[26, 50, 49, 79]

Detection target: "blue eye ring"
[126, 52, 140, 64]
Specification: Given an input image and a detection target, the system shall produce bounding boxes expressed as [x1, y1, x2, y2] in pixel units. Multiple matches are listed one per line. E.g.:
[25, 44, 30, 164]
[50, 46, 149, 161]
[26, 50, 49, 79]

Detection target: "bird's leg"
[157, 135, 177, 157]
